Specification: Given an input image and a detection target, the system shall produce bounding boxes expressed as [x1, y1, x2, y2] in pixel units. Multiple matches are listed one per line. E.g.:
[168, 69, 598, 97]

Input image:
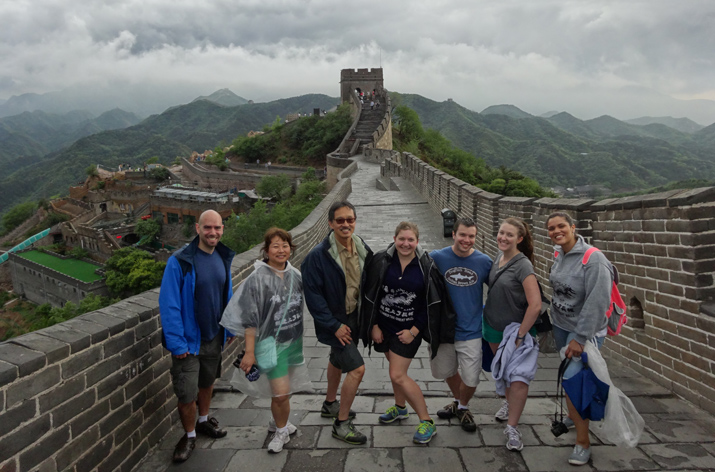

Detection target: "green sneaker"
[321, 400, 356, 419]
[332, 419, 367, 445]
[379, 405, 409, 424]
[413, 420, 437, 444]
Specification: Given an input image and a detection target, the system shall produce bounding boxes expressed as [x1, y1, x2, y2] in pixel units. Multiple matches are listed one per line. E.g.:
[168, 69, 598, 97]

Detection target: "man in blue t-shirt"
[430, 217, 492, 432]
[159, 210, 235, 463]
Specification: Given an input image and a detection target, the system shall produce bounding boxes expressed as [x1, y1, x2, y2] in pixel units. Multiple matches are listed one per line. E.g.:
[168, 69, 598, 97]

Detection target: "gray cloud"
[2, 0, 715, 123]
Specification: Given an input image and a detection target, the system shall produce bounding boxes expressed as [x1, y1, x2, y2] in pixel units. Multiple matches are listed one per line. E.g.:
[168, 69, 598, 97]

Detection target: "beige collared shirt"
[338, 237, 360, 314]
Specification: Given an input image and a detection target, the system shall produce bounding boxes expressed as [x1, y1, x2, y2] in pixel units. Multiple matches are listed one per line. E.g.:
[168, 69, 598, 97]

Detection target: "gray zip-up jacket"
[549, 235, 611, 345]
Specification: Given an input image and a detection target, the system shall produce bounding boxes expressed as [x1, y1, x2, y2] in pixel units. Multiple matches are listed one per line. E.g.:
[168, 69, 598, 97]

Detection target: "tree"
[149, 167, 170, 181]
[301, 167, 317, 181]
[256, 174, 292, 201]
[104, 248, 166, 297]
[2, 201, 36, 233]
[135, 218, 162, 241]
[146, 156, 160, 164]
[394, 106, 424, 143]
[86, 164, 99, 177]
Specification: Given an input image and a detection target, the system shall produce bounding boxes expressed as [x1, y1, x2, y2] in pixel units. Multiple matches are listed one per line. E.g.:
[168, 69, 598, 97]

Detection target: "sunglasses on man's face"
[334, 217, 356, 225]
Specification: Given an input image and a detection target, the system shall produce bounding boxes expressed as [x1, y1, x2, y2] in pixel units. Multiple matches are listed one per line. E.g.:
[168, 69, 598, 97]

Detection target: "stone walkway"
[134, 155, 715, 472]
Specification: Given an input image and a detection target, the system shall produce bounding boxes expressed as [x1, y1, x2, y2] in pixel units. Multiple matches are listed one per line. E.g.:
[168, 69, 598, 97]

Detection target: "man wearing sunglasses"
[303, 201, 373, 445]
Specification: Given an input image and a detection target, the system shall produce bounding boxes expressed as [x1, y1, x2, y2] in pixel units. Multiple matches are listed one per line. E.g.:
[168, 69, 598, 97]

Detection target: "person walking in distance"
[302, 201, 374, 444]
[159, 210, 235, 463]
[430, 217, 493, 432]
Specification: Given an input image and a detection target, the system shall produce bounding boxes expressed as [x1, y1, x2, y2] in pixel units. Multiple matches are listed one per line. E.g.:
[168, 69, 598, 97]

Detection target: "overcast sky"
[2, 0, 715, 123]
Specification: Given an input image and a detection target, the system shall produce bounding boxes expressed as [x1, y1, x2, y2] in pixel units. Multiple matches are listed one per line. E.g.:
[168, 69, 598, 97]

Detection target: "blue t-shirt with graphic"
[431, 246, 492, 341]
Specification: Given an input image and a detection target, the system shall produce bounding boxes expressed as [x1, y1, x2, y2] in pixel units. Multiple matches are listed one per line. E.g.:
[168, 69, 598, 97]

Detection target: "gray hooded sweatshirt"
[549, 235, 611, 345]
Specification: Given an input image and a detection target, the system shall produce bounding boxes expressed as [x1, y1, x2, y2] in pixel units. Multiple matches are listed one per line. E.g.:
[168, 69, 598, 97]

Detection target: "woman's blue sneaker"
[379, 405, 409, 424]
[413, 420, 437, 444]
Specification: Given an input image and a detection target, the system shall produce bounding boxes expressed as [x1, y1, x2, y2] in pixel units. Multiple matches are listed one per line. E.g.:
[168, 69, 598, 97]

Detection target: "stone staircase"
[348, 106, 385, 151]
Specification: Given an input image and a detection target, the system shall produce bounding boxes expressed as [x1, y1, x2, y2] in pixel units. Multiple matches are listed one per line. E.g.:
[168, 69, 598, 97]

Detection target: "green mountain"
[391, 92, 715, 192]
[0, 94, 339, 214]
[192, 89, 249, 107]
[481, 104, 533, 119]
[0, 109, 143, 177]
[625, 116, 704, 134]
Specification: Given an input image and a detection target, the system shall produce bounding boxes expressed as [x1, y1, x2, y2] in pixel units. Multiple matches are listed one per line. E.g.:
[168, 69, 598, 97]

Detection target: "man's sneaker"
[321, 400, 356, 419]
[563, 417, 575, 429]
[413, 420, 437, 444]
[568, 445, 591, 466]
[268, 419, 297, 435]
[332, 419, 367, 445]
[267, 429, 290, 453]
[379, 405, 409, 424]
[172, 434, 196, 463]
[195, 417, 227, 438]
[495, 400, 509, 422]
[456, 408, 477, 432]
[504, 425, 523, 451]
[436, 401, 458, 419]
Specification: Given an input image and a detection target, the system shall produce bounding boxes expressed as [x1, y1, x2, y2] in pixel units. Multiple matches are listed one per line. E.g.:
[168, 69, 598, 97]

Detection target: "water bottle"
[233, 352, 260, 381]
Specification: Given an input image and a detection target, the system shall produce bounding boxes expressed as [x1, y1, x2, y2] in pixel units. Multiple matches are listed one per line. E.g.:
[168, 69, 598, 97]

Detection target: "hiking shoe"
[504, 425, 523, 451]
[379, 405, 409, 424]
[413, 420, 437, 444]
[436, 400, 458, 419]
[321, 400, 356, 419]
[268, 419, 297, 435]
[172, 434, 196, 463]
[267, 429, 290, 453]
[563, 417, 575, 429]
[568, 445, 591, 465]
[195, 417, 227, 438]
[495, 400, 509, 422]
[456, 408, 477, 432]
[332, 419, 367, 445]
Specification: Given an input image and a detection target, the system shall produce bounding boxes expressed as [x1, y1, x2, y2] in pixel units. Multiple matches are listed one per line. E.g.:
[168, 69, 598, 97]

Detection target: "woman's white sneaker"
[495, 400, 509, 422]
[267, 429, 291, 453]
[268, 419, 297, 434]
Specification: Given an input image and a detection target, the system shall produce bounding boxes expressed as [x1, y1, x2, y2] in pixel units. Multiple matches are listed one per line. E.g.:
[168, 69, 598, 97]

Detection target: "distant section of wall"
[0, 172, 353, 472]
[383, 151, 715, 414]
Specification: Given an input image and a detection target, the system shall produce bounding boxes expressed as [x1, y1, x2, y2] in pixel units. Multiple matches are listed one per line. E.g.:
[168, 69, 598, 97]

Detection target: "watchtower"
[340, 68, 384, 103]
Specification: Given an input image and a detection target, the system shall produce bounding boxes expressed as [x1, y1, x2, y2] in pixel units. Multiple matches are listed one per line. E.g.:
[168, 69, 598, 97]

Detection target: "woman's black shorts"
[373, 329, 422, 359]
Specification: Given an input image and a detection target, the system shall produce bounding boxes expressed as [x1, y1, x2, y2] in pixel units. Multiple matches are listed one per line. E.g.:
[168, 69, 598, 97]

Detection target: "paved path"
[135, 155, 715, 471]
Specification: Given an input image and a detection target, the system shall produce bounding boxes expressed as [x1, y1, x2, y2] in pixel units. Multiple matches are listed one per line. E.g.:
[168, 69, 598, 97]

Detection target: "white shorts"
[429, 338, 482, 388]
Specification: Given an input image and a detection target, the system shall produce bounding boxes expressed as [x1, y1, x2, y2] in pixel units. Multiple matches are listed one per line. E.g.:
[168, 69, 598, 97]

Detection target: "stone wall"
[382, 151, 715, 414]
[0, 170, 354, 472]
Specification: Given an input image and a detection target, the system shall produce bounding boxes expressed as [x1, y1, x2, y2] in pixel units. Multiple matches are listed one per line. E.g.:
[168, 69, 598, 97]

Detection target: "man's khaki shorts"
[429, 338, 482, 388]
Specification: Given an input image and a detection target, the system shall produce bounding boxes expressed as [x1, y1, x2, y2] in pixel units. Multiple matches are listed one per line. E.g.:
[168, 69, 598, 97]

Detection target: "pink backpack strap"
[582, 247, 599, 264]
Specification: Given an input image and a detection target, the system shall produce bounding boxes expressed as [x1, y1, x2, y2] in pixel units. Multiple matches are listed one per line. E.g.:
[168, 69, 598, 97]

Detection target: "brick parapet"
[381, 152, 715, 414]
[0, 171, 354, 471]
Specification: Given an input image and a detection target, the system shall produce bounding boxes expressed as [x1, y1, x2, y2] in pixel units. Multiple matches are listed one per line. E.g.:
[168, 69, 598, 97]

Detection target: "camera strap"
[555, 357, 571, 423]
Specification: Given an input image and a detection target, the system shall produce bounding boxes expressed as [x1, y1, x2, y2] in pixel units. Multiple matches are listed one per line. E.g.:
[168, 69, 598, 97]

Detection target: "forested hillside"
[391, 93, 715, 192]
[0, 94, 339, 214]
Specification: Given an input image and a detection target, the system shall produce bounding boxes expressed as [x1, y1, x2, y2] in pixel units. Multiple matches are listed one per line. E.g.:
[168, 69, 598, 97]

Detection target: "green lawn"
[17, 250, 103, 283]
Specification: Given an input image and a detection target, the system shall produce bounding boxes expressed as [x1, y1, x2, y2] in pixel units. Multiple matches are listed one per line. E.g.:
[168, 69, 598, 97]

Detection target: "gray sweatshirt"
[549, 235, 611, 345]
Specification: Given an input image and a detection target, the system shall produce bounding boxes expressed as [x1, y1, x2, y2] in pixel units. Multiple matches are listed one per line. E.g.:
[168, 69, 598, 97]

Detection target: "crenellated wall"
[0, 164, 357, 472]
[382, 151, 715, 414]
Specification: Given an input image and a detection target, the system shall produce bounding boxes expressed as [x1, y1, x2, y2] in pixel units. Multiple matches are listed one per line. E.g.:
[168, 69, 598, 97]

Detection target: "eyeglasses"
[334, 217, 356, 225]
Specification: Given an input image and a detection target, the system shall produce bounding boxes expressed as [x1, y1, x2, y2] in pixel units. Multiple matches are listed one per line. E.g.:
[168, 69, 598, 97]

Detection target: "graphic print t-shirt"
[431, 246, 492, 341]
[377, 255, 427, 335]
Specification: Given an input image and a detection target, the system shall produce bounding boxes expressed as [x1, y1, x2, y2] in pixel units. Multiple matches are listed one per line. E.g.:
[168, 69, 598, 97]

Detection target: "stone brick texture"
[384, 151, 715, 414]
[0, 174, 353, 471]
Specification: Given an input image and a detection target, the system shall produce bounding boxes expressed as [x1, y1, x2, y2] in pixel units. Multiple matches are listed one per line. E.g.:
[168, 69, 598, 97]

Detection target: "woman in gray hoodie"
[547, 212, 612, 466]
